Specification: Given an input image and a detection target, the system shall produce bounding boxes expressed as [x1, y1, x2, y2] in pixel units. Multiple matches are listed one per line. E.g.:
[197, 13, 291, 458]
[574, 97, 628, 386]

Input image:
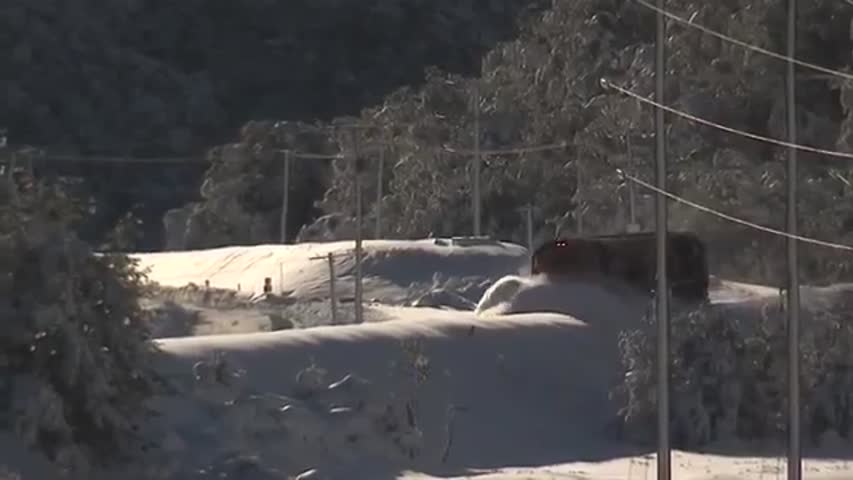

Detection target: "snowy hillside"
[2, 239, 851, 480]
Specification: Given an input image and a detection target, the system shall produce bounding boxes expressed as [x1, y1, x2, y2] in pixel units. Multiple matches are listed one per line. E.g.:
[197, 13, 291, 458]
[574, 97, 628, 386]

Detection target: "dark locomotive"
[531, 231, 709, 303]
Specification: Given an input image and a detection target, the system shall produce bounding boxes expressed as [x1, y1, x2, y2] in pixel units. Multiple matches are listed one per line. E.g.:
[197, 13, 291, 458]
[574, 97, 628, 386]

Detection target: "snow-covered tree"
[0, 179, 160, 473]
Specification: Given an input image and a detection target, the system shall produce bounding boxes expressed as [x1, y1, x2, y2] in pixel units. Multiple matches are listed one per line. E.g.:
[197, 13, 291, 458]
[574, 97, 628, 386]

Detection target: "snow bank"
[142, 310, 624, 479]
[145, 304, 851, 480]
[4, 241, 851, 480]
[133, 239, 528, 304]
[475, 274, 649, 333]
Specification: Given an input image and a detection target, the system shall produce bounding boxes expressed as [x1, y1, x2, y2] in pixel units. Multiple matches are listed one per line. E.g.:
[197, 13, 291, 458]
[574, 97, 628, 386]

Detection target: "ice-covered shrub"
[0, 183, 160, 472]
[614, 296, 853, 448]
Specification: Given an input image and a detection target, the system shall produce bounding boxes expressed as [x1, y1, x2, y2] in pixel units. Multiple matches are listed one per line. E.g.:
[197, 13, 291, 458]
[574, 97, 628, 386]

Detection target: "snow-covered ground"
[2, 239, 851, 479]
[133, 239, 529, 304]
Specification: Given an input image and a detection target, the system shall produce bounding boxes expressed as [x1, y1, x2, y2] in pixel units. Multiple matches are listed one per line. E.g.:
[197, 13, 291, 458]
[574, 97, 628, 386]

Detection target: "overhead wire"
[11, 0, 853, 255]
[35, 153, 205, 164]
[601, 79, 853, 160]
[632, 0, 853, 83]
[6, 0, 852, 270]
[9, 1, 853, 165]
[612, 0, 853, 251]
[8, 138, 572, 165]
[609, 3, 853, 254]
[441, 142, 569, 156]
[619, 170, 853, 252]
[275, 150, 344, 160]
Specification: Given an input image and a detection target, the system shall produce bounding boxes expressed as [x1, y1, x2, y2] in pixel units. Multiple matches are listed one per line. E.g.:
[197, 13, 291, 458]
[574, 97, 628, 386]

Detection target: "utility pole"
[2, 134, 11, 190]
[1, 131, 9, 185]
[654, 0, 671, 479]
[576, 159, 584, 235]
[280, 150, 291, 243]
[515, 204, 537, 265]
[627, 134, 640, 233]
[785, 0, 801, 478]
[472, 81, 482, 237]
[375, 136, 385, 239]
[4, 135, 17, 202]
[352, 133, 364, 324]
[327, 252, 338, 325]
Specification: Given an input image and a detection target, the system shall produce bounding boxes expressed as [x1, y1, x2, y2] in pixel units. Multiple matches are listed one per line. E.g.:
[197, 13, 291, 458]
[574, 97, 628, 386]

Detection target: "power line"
[38, 153, 205, 164]
[275, 149, 344, 160]
[619, 170, 853, 252]
[602, 79, 853, 160]
[441, 142, 569, 156]
[7, 139, 572, 165]
[632, 0, 853, 83]
[282, 142, 570, 158]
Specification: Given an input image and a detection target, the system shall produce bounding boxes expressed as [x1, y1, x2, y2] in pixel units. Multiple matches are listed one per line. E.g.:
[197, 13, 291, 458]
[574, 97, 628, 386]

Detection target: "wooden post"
[375, 140, 384, 239]
[785, 0, 801, 478]
[626, 134, 640, 233]
[515, 204, 537, 267]
[576, 159, 584, 235]
[654, 1, 671, 478]
[327, 252, 338, 325]
[203, 279, 211, 305]
[280, 150, 292, 243]
[353, 137, 364, 324]
[24, 149, 33, 180]
[7, 152, 16, 201]
[472, 82, 482, 236]
[310, 252, 340, 324]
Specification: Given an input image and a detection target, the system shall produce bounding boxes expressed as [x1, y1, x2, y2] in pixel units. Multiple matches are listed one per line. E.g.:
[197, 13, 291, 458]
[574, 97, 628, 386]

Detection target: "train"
[531, 231, 710, 303]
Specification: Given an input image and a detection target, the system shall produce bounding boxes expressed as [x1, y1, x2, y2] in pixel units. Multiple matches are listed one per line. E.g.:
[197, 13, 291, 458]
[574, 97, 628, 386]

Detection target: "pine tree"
[0, 179, 160, 473]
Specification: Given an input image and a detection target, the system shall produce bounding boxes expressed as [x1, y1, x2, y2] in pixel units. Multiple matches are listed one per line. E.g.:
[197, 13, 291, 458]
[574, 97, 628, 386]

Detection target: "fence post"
[327, 252, 338, 325]
[203, 279, 211, 305]
[280, 150, 291, 243]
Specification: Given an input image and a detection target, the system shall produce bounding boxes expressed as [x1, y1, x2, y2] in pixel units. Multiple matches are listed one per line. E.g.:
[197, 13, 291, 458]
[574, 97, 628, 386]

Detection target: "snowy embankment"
[132, 238, 529, 304]
[2, 239, 850, 479]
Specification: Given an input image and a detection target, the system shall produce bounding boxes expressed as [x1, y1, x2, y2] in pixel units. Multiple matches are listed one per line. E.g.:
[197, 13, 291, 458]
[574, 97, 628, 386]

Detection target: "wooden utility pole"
[785, 0, 801, 478]
[472, 81, 482, 237]
[626, 134, 640, 233]
[576, 159, 584, 235]
[6, 151, 17, 202]
[375, 138, 385, 239]
[516, 204, 538, 268]
[327, 252, 338, 324]
[352, 133, 364, 324]
[309, 252, 340, 325]
[280, 150, 291, 243]
[654, 0, 671, 478]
